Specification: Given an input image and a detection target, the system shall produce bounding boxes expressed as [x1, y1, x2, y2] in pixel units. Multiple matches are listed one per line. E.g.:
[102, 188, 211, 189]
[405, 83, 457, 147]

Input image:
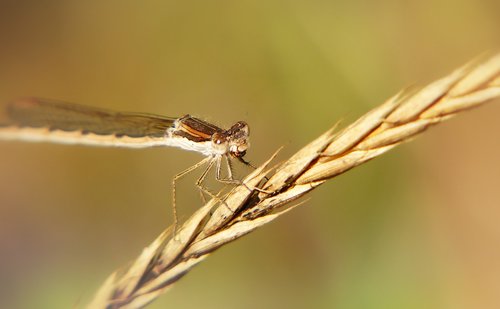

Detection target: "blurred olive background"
[0, 1, 499, 308]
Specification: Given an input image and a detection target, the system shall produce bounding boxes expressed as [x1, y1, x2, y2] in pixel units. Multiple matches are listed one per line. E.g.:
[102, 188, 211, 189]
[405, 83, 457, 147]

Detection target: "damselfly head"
[227, 121, 249, 158]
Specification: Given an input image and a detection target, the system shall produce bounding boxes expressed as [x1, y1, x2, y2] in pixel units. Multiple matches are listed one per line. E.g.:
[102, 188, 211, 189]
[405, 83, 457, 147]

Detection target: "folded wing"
[0, 98, 176, 148]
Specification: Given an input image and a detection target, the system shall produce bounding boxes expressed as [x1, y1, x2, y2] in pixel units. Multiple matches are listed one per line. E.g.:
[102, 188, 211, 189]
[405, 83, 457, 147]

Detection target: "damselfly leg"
[171, 155, 243, 232]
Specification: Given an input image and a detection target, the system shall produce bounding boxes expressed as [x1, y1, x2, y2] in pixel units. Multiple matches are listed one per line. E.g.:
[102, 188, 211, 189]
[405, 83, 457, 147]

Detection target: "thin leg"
[172, 156, 212, 232]
[194, 156, 241, 213]
[195, 157, 216, 188]
[172, 155, 270, 233]
[216, 156, 271, 192]
[195, 156, 224, 201]
[199, 156, 235, 213]
[215, 155, 240, 185]
[221, 156, 273, 195]
[225, 155, 234, 180]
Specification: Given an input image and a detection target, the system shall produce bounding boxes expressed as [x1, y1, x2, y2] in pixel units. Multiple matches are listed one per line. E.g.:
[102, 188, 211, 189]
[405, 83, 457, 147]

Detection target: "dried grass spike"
[87, 53, 500, 308]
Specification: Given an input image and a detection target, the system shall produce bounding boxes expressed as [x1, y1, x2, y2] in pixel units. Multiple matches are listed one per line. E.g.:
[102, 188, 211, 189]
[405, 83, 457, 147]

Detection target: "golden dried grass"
[87, 53, 500, 308]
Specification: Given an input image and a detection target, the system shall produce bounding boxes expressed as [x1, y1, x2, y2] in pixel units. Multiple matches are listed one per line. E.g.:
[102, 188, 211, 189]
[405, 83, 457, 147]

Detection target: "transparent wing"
[0, 97, 177, 147]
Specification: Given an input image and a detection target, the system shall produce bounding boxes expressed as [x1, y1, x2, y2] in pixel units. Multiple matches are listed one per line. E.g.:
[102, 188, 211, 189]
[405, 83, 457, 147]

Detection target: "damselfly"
[0, 97, 253, 227]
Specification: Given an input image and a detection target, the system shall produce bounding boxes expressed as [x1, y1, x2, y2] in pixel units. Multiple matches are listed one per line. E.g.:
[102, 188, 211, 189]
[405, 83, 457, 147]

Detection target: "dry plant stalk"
[88, 53, 500, 308]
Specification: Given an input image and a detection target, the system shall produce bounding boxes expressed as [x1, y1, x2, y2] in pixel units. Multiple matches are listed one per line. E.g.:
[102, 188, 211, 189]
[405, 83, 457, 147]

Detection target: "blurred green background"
[0, 1, 499, 308]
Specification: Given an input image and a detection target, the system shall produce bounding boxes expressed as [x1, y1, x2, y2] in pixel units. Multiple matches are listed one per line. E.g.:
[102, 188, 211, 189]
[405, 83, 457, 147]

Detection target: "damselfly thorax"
[0, 97, 253, 227]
